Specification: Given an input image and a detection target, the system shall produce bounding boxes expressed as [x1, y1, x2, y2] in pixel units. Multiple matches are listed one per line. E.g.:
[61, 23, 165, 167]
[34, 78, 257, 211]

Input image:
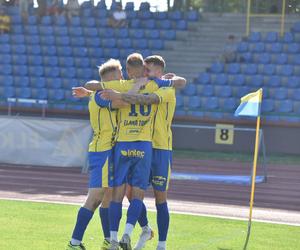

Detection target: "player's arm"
[94, 91, 128, 109]
[84, 80, 103, 91]
[72, 87, 92, 98]
[151, 76, 187, 89]
[100, 89, 160, 105]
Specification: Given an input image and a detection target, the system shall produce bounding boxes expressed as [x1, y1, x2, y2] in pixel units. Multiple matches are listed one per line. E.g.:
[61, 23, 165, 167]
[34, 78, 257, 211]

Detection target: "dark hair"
[126, 53, 144, 67]
[144, 55, 166, 69]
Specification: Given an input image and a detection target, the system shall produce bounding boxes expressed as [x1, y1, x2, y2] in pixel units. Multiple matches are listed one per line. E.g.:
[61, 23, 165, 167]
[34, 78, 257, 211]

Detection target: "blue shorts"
[88, 149, 113, 188]
[151, 149, 172, 191]
[113, 141, 152, 190]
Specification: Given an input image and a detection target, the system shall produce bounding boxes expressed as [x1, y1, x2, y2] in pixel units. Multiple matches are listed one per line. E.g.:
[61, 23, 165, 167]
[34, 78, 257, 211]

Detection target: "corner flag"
[234, 88, 262, 117]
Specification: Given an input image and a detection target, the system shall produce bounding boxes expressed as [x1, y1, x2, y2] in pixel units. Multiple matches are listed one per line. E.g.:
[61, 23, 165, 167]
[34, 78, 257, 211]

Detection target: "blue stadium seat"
[142, 19, 155, 29]
[96, 18, 109, 27]
[237, 42, 248, 53]
[88, 48, 104, 57]
[71, 37, 85, 46]
[168, 11, 182, 20]
[231, 74, 245, 86]
[39, 26, 54, 35]
[203, 97, 219, 110]
[44, 67, 60, 77]
[70, 17, 81, 26]
[264, 32, 278, 43]
[252, 42, 265, 53]
[278, 65, 293, 76]
[30, 77, 46, 88]
[25, 35, 39, 45]
[126, 10, 137, 19]
[222, 97, 237, 111]
[77, 68, 93, 79]
[263, 64, 276, 75]
[99, 28, 114, 38]
[115, 28, 129, 38]
[261, 99, 274, 112]
[160, 20, 172, 29]
[27, 45, 42, 55]
[31, 88, 48, 99]
[15, 87, 31, 98]
[235, 86, 250, 97]
[13, 65, 28, 76]
[55, 15, 67, 26]
[274, 53, 288, 64]
[216, 85, 232, 97]
[86, 37, 101, 48]
[287, 76, 300, 88]
[12, 54, 27, 65]
[243, 64, 257, 75]
[73, 47, 88, 57]
[201, 85, 214, 96]
[3, 86, 15, 98]
[161, 30, 176, 40]
[269, 43, 282, 53]
[26, 25, 38, 35]
[266, 75, 281, 87]
[11, 14, 22, 24]
[183, 84, 197, 96]
[188, 96, 201, 109]
[153, 11, 167, 20]
[28, 15, 38, 25]
[82, 8, 93, 18]
[138, 11, 152, 19]
[130, 19, 140, 28]
[197, 72, 210, 84]
[81, 0, 93, 9]
[84, 27, 98, 37]
[273, 87, 288, 100]
[40, 35, 55, 45]
[59, 57, 74, 67]
[29, 66, 44, 77]
[56, 36, 70, 46]
[12, 44, 26, 54]
[145, 29, 160, 39]
[61, 67, 76, 78]
[14, 76, 29, 87]
[176, 20, 187, 30]
[257, 53, 271, 64]
[27, 56, 41, 68]
[118, 38, 132, 49]
[83, 17, 96, 27]
[102, 38, 117, 48]
[140, 49, 152, 57]
[41, 16, 52, 25]
[69, 27, 83, 36]
[0, 34, 9, 43]
[249, 75, 263, 87]
[96, 0, 107, 9]
[54, 27, 68, 36]
[294, 102, 300, 114]
[248, 32, 261, 42]
[0, 54, 11, 64]
[48, 89, 65, 101]
[0, 64, 12, 75]
[132, 39, 148, 49]
[215, 74, 228, 85]
[210, 62, 224, 73]
[186, 10, 199, 21]
[240, 52, 252, 63]
[103, 48, 120, 58]
[75, 58, 90, 68]
[0, 75, 13, 86]
[292, 54, 300, 65]
[282, 32, 294, 43]
[227, 63, 240, 74]
[125, 2, 134, 10]
[287, 43, 300, 53]
[43, 56, 58, 66]
[11, 35, 25, 44]
[57, 46, 72, 56]
[148, 40, 164, 50]
[277, 100, 293, 113]
[292, 22, 300, 32]
[292, 89, 300, 101]
[139, 2, 150, 11]
[120, 49, 135, 58]
[12, 25, 23, 34]
[176, 95, 184, 109]
[95, 9, 108, 18]
[46, 78, 62, 89]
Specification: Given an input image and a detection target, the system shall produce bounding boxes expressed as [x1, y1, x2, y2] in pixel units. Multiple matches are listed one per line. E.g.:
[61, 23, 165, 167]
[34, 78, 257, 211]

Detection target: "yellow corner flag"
[235, 88, 263, 117]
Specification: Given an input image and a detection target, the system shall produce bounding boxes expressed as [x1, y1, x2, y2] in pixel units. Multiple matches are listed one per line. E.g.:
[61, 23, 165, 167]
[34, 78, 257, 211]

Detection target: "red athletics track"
[0, 158, 299, 212]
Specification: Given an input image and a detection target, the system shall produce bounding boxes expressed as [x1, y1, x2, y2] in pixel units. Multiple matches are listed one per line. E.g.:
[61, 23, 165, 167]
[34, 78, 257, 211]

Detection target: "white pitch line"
[1, 196, 300, 227]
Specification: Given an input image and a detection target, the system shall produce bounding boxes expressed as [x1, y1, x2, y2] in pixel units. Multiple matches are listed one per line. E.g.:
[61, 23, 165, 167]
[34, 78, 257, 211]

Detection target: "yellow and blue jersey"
[152, 87, 176, 150]
[88, 91, 117, 152]
[101, 79, 171, 142]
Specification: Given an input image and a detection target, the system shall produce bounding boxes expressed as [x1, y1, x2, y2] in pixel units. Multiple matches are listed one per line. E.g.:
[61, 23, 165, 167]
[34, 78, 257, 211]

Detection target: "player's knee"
[131, 187, 144, 200]
[154, 190, 167, 204]
[126, 185, 133, 201]
[112, 184, 126, 202]
[101, 188, 112, 208]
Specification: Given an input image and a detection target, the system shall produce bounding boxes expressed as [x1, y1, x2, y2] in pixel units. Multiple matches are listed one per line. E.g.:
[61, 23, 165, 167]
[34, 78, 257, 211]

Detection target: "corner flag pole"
[243, 94, 262, 250]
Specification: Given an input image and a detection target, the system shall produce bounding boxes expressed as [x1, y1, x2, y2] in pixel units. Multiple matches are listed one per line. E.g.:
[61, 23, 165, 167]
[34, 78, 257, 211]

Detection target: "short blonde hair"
[126, 53, 144, 68]
[98, 59, 122, 78]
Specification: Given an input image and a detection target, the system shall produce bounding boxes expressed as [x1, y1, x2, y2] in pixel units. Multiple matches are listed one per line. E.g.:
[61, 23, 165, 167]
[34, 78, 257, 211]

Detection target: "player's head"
[126, 53, 145, 79]
[144, 55, 165, 78]
[98, 59, 123, 81]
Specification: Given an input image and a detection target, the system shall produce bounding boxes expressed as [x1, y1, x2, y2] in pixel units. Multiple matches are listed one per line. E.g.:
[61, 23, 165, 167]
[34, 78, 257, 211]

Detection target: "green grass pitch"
[0, 199, 299, 250]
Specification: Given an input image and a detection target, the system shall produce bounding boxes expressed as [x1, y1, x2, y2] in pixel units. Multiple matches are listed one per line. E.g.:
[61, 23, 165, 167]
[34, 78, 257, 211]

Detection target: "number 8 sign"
[215, 124, 234, 145]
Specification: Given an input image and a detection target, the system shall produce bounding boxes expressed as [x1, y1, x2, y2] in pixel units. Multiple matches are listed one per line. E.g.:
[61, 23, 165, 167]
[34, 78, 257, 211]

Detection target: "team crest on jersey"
[121, 149, 145, 158]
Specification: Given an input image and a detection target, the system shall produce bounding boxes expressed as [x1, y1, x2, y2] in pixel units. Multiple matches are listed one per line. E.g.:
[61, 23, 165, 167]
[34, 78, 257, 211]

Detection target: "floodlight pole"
[243, 90, 263, 250]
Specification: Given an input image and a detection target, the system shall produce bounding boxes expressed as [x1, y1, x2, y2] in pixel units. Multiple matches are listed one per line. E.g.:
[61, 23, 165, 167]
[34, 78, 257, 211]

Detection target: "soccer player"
[67, 59, 127, 250]
[101, 55, 186, 250]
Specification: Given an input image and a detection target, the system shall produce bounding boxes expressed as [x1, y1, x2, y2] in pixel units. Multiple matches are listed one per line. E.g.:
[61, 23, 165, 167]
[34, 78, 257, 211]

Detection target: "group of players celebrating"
[69, 52, 187, 250]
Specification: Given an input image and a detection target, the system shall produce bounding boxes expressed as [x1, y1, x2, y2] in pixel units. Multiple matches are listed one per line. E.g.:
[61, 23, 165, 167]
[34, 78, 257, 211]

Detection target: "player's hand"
[100, 89, 121, 101]
[72, 87, 91, 98]
[129, 77, 148, 93]
[162, 73, 176, 79]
